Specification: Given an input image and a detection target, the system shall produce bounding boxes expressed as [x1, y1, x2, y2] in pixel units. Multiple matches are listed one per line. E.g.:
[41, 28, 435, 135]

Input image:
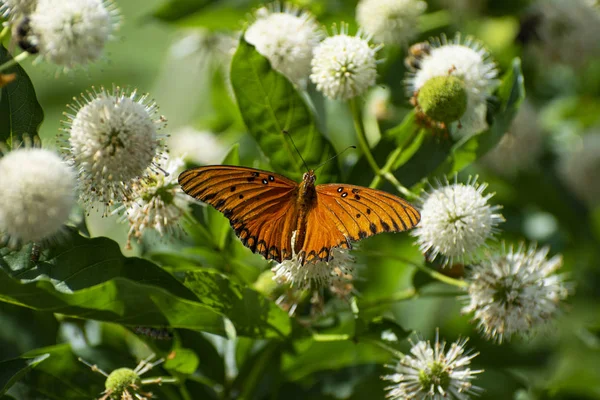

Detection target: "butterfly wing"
[296, 184, 420, 263]
[178, 166, 299, 262]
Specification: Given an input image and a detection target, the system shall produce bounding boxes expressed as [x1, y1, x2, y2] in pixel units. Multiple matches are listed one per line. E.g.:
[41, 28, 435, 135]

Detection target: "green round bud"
[417, 75, 468, 123]
[105, 368, 140, 397]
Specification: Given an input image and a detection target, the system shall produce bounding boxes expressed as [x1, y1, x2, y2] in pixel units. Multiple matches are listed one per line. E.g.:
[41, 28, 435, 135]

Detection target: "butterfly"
[178, 166, 420, 265]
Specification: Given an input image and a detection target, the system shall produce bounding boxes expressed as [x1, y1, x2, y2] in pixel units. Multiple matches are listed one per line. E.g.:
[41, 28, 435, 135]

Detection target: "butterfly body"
[178, 166, 420, 265]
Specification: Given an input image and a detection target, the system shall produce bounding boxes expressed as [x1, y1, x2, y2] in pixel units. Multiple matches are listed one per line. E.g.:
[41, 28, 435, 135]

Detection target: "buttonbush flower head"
[28, 0, 120, 69]
[525, 0, 600, 68]
[245, 3, 322, 86]
[411, 177, 504, 266]
[60, 86, 167, 215]
[272, 231, 355, 293]
[0, 148, 76, 247]
[382, 330, 483, 399]
[0, 0, 36, 18]
[406, 34, 498, 139]
[481, 100, 544, 177]
[80, 354, 172, 400]
[356, 0, 426, 45]
[168, 126, 227, 165]
[557, 131, 600, 206]
[121, 156, 191, 248]
[310, 24, 381, 101]
[462, 243, 568, 343]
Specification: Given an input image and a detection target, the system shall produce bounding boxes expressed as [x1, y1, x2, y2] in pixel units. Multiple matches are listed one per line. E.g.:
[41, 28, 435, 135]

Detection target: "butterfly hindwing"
[178, 166, 298, 262]
[315, 184, 421, 243]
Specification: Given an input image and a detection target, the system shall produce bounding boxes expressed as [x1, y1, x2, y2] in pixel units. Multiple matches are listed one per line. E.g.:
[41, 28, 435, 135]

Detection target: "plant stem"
[0, 51, 29, 73]
[350, 98, 380, 176]
[367, 251, 469, 288]
[0, 25, 10, 41]
[358, 288, 417, 310]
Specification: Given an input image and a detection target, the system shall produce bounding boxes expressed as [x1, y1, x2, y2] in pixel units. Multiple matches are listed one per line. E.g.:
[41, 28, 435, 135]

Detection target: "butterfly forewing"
[178, 166, 298, 262]
[315, 184, 420, 242]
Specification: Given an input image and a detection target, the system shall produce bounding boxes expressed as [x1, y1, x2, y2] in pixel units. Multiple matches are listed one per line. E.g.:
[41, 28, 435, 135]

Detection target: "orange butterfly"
[178, 166, 420, 265]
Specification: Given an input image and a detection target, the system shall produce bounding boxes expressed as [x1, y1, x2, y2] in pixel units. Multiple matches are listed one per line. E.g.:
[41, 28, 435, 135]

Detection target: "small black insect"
[133, 326, 173, 340]
[14, 17, 39, 54]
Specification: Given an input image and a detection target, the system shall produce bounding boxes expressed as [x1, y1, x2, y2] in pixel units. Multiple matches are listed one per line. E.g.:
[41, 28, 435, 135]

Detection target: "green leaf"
[164, 348, 199, 375]
[0, 45, 44, 147]
[282, 339, 391, 381]
[447, 57, 525, 174]
[0, 354, 49, 395]
[230, 38, 339, 182]
[0, 231, 228, 336]
[183, 270, 291, 338]
[354, 316, 411, 343]
[19, 344, 102, 399]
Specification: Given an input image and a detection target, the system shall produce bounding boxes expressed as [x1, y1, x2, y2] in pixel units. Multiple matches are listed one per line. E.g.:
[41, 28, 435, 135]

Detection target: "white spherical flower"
[272, 231, 355, 292]
[0, 0, 35, 18]
[382, 331, 483, 399]
[245, 3, 322, 86]
[168, 126, 227, 165]
[480, 100, 544, 177]
[406, 34, 498, 139]
[61, 86, 167, 214]
[122, 156, 190, 248]
[28, 0, 120, 69]
[411, 177, 504, 265]
[310, 26, 381, 101]
[0, 148, 76, 247]
[557, 131, 600, 206]
[356, 0, 426, 45]
[527, 0, 600, 68]
[462, 244, 568, 343]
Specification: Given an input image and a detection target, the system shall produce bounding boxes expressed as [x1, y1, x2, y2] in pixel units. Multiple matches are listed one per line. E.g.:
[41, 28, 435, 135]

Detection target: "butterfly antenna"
[283, 130, 310, 172]
[314, 146, 357, 172]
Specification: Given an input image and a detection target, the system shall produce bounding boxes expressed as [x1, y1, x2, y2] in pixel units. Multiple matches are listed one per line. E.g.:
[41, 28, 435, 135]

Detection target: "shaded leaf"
[230, 38, 338, 182]
[164, 348, 199, 375]
[0, 354, 49, 395]
[183, 270, 291, 338]
[0, 45, 44, 146]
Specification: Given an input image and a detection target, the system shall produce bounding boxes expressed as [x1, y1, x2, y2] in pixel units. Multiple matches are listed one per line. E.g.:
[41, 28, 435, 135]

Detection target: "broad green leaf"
[0, 270, 227, 335]
[282, 339, 391, 381]
[0, 45, 44, 146]
[354, 316, 411, 344]
[19, 344, 102, 399]
[183, 270, 291, 338]
[1, 230, 197, 301]
[0, 354, 49, 395]
[164, 348, 199, 375]
[230, 38, 339, 182]
[446, 57, 525, 175]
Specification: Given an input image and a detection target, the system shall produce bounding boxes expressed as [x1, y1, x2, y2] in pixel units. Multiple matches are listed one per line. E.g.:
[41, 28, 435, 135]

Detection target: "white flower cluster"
[61, 86, 167, 214]
[412, 177, 504, 265]
[0, 148, 76, 247]
[557, 131, 600, 206]
[122, 156, 191, 248]
[272, 236, 355, 294]
[245, 3, 322, 86]
[406, 34, 498, 138]
[481, 100, 544, 177]
[0, 0, 35, 18]
[383, 331, 483, 400]
[526, 0, 600, 69]
[462, 244, 568, 343]
[356, 0, 426, 45]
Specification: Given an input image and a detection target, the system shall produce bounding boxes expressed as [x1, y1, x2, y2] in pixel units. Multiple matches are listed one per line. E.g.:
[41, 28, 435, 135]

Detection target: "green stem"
[362, 337, 404, 359]
[0, 51, 29, 73]
[0, 25, 10, 42]
[367, 251, 469, 288]
[359, 288, 417, 310]
[350, 98, 380, 176]
[369, 128, 420, 198]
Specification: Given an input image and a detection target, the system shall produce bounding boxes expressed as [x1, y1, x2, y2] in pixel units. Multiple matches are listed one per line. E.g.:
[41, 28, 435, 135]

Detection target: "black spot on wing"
[369, 223, 377, 234]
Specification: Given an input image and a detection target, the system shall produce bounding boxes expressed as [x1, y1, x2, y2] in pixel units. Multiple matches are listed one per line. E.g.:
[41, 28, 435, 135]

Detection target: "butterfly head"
[302, 170, 316, 185]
